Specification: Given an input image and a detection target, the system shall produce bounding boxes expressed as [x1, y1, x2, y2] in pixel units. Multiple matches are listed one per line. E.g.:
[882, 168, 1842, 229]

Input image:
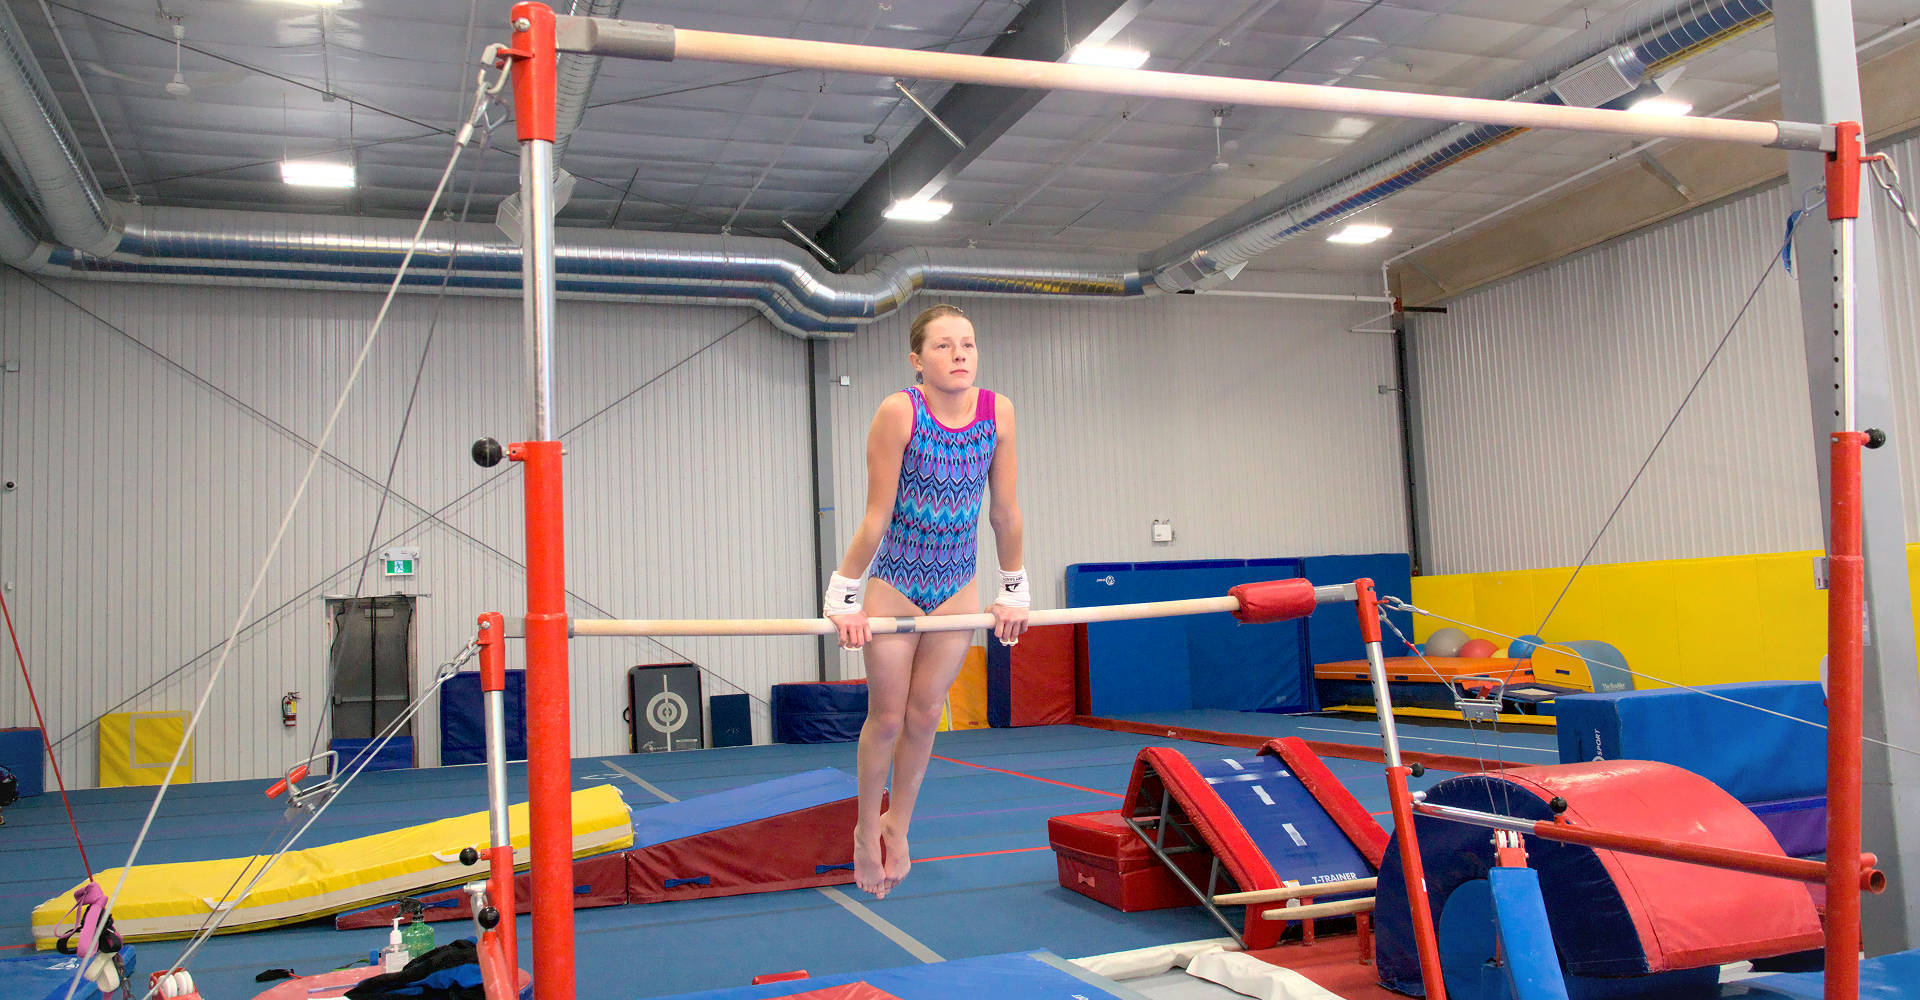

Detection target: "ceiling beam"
[812, 0, 1147, 265]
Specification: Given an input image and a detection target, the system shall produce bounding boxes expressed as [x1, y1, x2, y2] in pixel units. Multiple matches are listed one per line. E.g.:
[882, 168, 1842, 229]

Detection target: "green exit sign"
[384, 559, 414, 576]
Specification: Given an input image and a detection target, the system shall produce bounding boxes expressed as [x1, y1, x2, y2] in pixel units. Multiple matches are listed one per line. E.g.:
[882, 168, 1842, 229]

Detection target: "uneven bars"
[502, 581, 1355, 638]
[549, 18, 1830, 152]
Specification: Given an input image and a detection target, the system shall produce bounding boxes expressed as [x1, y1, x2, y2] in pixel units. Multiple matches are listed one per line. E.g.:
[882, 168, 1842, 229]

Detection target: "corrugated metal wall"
[1411, 130, 1920, 574]
[823, 294, 1409, 678]
[0, 272, 814, 786]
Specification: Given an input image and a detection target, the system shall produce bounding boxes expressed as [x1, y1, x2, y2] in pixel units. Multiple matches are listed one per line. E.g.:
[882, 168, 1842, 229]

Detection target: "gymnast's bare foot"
[880, 816, 911, 893]
[854, 825, 887, 897]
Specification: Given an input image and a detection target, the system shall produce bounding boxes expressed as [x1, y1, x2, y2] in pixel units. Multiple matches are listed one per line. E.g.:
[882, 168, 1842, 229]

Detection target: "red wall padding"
[987, 624, 1081, 727]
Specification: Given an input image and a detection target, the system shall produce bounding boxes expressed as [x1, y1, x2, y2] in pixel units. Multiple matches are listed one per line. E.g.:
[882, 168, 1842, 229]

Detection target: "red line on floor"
[918, 846, 1051, 863]
[930, 753, 1122, 798]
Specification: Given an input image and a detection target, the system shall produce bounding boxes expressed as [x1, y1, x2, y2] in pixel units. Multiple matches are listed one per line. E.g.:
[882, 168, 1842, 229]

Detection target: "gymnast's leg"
[852, 577, 924, 898]
[878, 581, 978, 892]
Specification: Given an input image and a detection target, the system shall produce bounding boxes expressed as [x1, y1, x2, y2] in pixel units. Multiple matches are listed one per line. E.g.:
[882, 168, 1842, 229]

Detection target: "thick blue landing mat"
[645, 950, 1147, 1000]
[1729, 949, 1920, 999]
[1, 945, 136, 1000]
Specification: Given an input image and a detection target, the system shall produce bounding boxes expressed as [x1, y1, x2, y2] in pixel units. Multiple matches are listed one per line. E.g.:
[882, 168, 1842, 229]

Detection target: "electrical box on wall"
[1151, 520, 1174, 544]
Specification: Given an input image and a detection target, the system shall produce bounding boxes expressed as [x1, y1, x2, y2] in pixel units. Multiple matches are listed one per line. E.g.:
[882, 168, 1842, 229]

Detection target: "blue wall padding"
[1066, 559, 1309, 715]
[2, 944, 135, 1000]
[439, 670, 527, 766]
[1732, 948, 1920, 1000]
[1490, 868, 1572, 1000]
[0, 727, 44, 797]
[1301, 553, 1413, 663]
[632, 767, 857, 849]
[772, 682, 867, 744]
[1189, 754, 1373, 887]
[646, 950, 1146, 1000]
[1554, 682, 1826, 802]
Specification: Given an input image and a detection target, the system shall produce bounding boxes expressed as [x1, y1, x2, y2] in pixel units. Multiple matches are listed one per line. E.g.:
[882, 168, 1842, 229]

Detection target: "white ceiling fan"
[85, 19, 249, 101]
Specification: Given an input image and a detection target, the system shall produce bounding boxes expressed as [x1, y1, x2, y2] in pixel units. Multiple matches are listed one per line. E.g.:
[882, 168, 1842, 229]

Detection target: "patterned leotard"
[870, 386, 998, 612]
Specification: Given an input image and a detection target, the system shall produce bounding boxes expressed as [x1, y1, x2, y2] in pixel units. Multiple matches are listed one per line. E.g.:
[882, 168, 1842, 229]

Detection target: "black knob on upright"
[459, 846, 480, 866]
[472, 438, 505, 467]
[1548, 796, 1569, 815]
[476, 906, 501, 930]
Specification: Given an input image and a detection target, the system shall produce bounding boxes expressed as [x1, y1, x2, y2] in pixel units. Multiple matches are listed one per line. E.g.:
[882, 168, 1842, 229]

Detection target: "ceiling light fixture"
[1066, 44, 1150, 69]
[884, 199, 952, 222]
[281, 160, 355, 188]
[1327, 223, 1392, 245]
[1627, 96, 1693, 116]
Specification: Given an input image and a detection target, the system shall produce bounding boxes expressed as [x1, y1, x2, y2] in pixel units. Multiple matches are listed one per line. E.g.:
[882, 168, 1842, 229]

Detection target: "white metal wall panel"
[0, 273, 812, 787]
[1412, 130, 1920, 575]
[823, 294, 1409, 678]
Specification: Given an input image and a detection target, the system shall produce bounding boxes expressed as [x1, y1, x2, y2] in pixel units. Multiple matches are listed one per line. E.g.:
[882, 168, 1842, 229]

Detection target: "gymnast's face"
[912, 315, 977, 392]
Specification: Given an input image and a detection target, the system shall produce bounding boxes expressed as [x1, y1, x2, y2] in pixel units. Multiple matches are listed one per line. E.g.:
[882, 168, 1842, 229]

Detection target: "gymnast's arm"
[826, 393, 913, 644]
[987, 396, 1028, 643]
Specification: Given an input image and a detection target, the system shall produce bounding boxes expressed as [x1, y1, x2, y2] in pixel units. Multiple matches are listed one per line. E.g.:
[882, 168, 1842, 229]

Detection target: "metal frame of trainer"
[480, 8, 1880, 1000]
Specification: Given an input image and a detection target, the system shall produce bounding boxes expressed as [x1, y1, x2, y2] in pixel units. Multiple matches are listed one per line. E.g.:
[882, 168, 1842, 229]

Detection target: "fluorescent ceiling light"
[281, 160, 356, 188]
[1067, 44, 1150, 69]
[256, 0, 344, 6]
[1326, 223, 1392, 245]
[1628, 96, 1693, 116]
[884, 199, 952, 222]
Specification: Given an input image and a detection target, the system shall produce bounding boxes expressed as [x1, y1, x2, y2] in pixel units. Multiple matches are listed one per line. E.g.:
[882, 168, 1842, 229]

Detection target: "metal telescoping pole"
[1823, 120, 1867, 1000]
[475, 612, 517, 974]
[1354, 578, 1447, 1000]
[503, 6, 574, 1000]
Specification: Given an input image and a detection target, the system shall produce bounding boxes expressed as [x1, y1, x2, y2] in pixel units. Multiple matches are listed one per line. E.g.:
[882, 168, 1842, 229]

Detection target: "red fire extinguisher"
[281, 692, 298, 727]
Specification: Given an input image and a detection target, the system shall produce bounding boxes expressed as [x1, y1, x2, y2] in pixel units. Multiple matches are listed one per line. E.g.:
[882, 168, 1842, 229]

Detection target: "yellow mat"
[32, 784, 632, 948]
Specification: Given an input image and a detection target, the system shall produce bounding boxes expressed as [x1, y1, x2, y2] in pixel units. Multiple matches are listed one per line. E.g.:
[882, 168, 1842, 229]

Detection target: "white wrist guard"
[823, 572, 863, 616]
[994, 568, 1031, 608]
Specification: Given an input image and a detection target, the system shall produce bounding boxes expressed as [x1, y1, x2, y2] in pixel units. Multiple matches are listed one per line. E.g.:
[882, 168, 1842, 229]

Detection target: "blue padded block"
[329, 736, 412, 772]
[1555, 682, 1826, 802]
[1185, 559, 1308, 713]
[1302, 553, 1413, 664]
[1189, 754, 1372, 887]
[1068, 561, 1203, 715]
[0, 727, 44, 797]
[1489, 868, 1571, 1000]
[771, 682, 867, 744]
[631, 767, 856, 849]
[439, 670, 527, 766]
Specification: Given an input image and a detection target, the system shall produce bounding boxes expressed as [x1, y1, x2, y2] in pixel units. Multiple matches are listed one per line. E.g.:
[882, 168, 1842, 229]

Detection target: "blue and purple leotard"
[870, 386, 998, 612]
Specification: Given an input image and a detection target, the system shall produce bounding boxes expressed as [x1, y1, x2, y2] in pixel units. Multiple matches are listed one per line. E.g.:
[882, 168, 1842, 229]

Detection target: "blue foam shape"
[1554, 682, 1826, 802]
[641, 950, 1141, 1000]
[1489, 868, 1571, 1000]
[772, 683, 867, 743]
[1730, 948, 1920, 999]
[1188, 755, 1373, 887]
[630, 767, 857, 849]
[0, 728, 43, 797]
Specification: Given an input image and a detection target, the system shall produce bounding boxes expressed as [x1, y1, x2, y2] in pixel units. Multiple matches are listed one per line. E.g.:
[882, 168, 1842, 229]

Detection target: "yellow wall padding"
[940, 645, 990, 731]
[1409, 545, 1920, 692]
[32, 784, 633, 948]
[98, 711, 193, 788]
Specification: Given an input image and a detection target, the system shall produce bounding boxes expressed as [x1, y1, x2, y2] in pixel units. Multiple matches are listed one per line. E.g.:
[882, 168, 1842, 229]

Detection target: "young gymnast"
[823, 303, 1028, 898]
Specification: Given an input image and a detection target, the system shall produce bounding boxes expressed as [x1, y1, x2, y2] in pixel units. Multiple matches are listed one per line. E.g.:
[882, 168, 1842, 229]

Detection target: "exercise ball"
[1509, 634, 1544, 659]
[1457, 638, 1497, 659]
[1425, 627, 1469, 658]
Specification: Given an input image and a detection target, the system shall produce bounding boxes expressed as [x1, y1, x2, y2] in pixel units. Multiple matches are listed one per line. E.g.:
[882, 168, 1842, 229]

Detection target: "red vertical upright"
[1822, 120, 1864, 1000]
[503, 6, 571, 1000]
[475, 611, 517, 976]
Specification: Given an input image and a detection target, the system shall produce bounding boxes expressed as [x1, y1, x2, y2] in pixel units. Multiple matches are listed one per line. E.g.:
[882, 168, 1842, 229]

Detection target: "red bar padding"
[626, 796, 859, 904]
[1260, 737, 1390, 869]
[1229, 579, 1318, 624]
[332, 853, 627, 929]
[1122, 748, 1282, 895]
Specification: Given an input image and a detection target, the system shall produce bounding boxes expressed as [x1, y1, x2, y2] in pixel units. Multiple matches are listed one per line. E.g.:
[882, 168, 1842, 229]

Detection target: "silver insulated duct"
[1146, 0, 1776, 293]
